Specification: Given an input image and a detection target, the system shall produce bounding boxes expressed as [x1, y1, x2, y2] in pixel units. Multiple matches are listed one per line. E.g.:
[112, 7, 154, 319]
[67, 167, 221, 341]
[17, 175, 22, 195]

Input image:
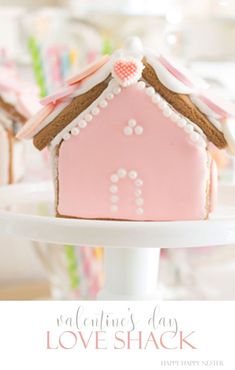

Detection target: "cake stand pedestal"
[0, 181, 235, 300]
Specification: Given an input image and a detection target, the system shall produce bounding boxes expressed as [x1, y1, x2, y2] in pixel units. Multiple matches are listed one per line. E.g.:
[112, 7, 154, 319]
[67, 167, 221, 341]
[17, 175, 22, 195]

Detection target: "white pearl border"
[51, 78, 207, 148]
[136, 80, 207, 148]
[110, 168, 144, 215]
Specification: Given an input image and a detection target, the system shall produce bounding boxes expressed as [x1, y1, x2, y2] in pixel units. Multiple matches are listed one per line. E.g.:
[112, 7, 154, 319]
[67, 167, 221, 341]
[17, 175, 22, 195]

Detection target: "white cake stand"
[0, 181, 235, 300]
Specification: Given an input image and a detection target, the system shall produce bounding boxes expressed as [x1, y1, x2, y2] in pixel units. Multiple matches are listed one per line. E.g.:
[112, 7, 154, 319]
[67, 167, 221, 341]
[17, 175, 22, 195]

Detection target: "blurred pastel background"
[1, 0, 235, 300]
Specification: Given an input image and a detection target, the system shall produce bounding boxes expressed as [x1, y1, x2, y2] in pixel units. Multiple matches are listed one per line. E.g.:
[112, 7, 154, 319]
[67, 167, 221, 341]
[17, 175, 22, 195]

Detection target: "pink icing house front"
[57, 85, 209, 221]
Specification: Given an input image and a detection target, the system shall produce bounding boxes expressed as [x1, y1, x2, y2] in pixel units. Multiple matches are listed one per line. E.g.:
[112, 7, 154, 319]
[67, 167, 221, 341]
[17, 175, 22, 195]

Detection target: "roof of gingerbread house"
[17, 37, 235, 153]
[0, 65, 40, 131]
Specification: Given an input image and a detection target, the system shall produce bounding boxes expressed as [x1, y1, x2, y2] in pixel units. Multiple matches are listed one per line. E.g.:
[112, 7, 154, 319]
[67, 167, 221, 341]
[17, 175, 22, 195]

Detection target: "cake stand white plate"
[0, 181, 234, 299]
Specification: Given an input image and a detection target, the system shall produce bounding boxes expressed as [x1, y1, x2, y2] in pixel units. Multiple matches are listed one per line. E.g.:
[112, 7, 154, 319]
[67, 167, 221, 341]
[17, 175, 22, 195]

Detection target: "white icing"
[78, 120, 87, 129]
[123, 126, 133, 136]
[128, 170, 138, 180]
[117, 168, 127, 178]
[124, 37, 144, 59]
[128, 119, 137, 128]
[135, 126, 143, 135]
[111, 174, 119, 183]
[71, 60, 113, 99]
[71, 127, 80, 136]
[135, 179, 143, 187]
[146, 54, 193, 94]
[110, 185, 118, 193]
[0, 126, 9, 185]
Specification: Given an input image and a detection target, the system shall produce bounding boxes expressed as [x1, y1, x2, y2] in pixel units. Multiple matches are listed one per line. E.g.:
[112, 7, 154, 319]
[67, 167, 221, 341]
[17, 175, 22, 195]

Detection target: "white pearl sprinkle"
[63, 133, 70, 141]
[146, 87, 155, 96]
[113, 86, 121, 95]
[128, 119, 137, 128]
[111, 174, 119, 183]
[124, 127, 133, 136]
[92, 107, 100, 116]
[184, 124, 194, 133]
[137, 81, 145, 90]
[190, 132, 200, 142]
[99, 100, 108, 108]
[110, 205, 118, 212]
[110, 185, 118, 193]
[117, 168, 127, 178]
[135, 179, 143, 187]
[107, 93, 114, 100]
[177, 118, 187, 128]
[79, 120, 87, 129]
[135, 126, 144, 135]
[158, 100, 167, 110]
[135, 189, 142, 197]
[85, 114, 92, 122]
[170, 112, 179, 122]
[136, 198, 144, 206]
[136, 208, 144, 215]
[111, 195, 119, 203]
[71, 127, 80, 136]
[128, 171, 138, 180]
[152, 94, 161, 104]
[163, 107, 172, 117]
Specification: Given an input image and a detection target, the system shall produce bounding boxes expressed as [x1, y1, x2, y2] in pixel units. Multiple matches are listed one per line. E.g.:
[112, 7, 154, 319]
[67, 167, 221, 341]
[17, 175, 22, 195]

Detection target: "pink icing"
[209, 159, 218, 212]
[58, 86, 209, 221]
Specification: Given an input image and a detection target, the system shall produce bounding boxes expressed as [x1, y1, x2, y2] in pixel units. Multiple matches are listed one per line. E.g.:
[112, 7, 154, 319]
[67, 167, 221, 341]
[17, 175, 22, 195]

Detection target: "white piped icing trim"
[70, 60, 113, 99]
[146, 54, 193, 95]
[50, 79, 207, 148]
[109, 168, 144, 215]
[51, 79, 119, 147]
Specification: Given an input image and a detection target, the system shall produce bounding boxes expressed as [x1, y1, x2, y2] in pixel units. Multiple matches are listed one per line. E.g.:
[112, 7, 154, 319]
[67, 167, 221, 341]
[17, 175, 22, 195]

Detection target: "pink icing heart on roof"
[40, 83, 80, 106]
[114, 60, 137, 80]
[67, 55, 110, 85]
[112, 58, 143, 86]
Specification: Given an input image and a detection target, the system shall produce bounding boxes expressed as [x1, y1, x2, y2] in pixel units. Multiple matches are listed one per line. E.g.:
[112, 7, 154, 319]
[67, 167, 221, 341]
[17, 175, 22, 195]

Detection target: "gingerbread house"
[18, 37, 235, 221]
[0, 65, 40, 185]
